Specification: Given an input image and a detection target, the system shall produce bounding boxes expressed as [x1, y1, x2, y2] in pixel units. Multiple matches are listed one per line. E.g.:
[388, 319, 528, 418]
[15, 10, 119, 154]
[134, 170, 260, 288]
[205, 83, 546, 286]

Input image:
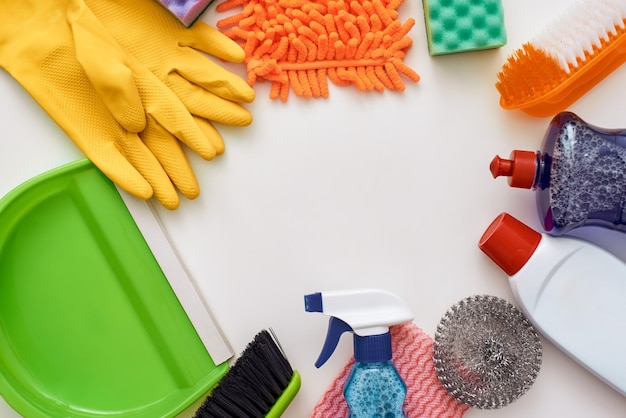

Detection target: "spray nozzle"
[304, 288, 414, 367]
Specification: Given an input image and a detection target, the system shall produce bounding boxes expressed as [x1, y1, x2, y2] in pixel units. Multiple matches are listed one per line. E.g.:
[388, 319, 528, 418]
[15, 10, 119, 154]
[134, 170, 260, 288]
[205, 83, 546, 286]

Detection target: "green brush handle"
[266, 371, 302, 418]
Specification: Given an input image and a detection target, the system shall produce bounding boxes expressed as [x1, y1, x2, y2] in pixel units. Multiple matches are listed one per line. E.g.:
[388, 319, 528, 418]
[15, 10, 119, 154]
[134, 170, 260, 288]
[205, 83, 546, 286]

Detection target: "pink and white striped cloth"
[310, 322, 469, 418]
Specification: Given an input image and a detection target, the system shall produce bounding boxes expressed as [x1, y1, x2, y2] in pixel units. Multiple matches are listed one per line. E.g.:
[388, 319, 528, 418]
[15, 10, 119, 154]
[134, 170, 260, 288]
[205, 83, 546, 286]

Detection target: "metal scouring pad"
[433, 295, 542, 409]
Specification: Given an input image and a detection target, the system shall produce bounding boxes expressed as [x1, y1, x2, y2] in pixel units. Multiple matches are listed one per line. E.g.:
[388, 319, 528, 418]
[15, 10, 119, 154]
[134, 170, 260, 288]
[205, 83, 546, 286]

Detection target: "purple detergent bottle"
[490, 112, 626, 235]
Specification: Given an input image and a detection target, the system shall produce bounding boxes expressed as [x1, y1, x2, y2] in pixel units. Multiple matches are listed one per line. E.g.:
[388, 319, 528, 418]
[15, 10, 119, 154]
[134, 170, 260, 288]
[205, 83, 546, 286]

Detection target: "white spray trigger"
[304, 288, 414, 367]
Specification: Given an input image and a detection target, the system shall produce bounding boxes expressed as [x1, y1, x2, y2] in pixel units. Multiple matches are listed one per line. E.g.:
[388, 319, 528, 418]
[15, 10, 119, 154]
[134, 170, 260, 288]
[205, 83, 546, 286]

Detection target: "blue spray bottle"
[304, 289, 414, 417]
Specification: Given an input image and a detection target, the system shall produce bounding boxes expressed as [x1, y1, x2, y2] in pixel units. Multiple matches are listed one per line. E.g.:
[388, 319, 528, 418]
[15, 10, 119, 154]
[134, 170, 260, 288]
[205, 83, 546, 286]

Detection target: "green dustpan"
[0, 159, 228, 417]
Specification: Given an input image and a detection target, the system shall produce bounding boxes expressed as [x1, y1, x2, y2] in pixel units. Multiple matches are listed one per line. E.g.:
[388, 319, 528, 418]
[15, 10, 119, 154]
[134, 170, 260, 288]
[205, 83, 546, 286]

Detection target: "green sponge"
[422, 0, 506, 56]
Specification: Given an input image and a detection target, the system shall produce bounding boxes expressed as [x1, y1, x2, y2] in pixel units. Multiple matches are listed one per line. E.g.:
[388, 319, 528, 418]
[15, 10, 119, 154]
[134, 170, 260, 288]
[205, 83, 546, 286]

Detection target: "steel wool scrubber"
[433, 295, 542, 409]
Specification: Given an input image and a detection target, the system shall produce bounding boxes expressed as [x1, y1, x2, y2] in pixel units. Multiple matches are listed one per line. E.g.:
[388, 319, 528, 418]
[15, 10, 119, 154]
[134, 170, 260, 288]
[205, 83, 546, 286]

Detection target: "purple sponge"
[156, 0, 213, 26]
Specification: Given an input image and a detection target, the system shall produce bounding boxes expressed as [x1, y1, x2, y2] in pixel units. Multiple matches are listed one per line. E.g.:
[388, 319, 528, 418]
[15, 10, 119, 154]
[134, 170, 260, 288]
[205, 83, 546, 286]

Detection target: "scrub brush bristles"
[194, 329, 301, 418]
[496, 0, 626, 116]
[433, 295, 542, 409]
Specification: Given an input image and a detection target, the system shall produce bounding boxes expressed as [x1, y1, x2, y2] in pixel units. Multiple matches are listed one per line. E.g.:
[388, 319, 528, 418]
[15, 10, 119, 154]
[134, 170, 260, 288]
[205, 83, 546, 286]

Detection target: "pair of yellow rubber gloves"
[0, 0, 255, 209]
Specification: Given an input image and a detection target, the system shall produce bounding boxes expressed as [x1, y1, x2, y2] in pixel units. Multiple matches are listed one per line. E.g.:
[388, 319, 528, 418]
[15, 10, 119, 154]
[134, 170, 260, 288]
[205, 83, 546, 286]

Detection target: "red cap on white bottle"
[478, 213, 542, 276]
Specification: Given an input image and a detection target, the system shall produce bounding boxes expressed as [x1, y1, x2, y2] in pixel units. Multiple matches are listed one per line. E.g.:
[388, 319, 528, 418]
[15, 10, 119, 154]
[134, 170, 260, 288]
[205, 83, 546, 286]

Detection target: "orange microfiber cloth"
[216, 0, 420, 101]
[310, 322, 469, 417]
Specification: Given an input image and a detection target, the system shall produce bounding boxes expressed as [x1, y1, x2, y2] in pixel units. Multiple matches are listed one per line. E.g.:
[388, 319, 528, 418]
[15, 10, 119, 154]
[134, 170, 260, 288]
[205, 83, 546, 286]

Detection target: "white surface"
[1, 0, 626, 417]
[508, 233, 626, 397]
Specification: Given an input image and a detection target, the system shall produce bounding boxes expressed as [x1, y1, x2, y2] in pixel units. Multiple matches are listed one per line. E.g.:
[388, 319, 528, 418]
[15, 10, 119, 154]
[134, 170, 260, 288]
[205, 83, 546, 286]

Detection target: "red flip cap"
[490, 151, 537, 189]
[478, 213, 542, 276]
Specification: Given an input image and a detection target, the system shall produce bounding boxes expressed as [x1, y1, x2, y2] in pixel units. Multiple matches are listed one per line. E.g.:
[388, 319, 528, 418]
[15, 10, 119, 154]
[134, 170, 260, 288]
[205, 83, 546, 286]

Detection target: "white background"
[2, 0, 626, 416]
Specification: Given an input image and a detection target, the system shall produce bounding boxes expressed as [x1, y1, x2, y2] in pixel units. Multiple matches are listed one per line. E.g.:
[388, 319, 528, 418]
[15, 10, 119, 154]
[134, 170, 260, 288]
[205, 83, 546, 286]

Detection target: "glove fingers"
[142, 117, 200, 201]
[185, 21, 246, 63]
[120, 131, 181, 210]
[194, 117, 226, 156]
[85, 141, 154, 201]
[71, 8, 146, 133]
[136, 73, 217, 161]
[169, 78, 254, 127]
[172, 52, 255, 104]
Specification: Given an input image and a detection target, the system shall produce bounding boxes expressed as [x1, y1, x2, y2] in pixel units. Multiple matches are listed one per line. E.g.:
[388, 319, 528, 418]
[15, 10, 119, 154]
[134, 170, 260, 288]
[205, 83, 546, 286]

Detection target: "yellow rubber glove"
[85, 0, 256, 154]
[0, 0, 216, 209]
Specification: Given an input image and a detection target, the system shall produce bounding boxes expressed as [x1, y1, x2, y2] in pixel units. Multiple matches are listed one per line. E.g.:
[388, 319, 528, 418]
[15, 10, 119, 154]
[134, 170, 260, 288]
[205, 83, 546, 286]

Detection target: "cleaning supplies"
[422, 0, 507, 55]
[0, 0, 217, 209]
[215, 0, 420, 101]
[311, 322, 469, 418]
[305, 288, 414, 417]
[433, 295, 542, 409]
[478, 212, 626, 396]
[496, 0, 626, 117]
[194, 329, 301, 417]
[0, 160, 230, 417]
[490, 112, 626, 235]
[154, 0, 213, 26]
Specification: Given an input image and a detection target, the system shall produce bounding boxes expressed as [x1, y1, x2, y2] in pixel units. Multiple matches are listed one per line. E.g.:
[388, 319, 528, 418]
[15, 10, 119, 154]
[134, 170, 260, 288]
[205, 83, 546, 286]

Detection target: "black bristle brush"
[194, 329, 301, 418]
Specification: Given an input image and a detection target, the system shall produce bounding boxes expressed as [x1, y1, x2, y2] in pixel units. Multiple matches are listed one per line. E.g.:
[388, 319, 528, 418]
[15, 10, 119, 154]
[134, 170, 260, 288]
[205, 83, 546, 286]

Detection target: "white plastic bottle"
[478, 212, 626, 396]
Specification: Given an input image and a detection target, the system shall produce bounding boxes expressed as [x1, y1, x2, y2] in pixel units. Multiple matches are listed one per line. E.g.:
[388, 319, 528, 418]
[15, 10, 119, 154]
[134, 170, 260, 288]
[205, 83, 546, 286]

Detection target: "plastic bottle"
[478, 212, 626, 396]
[304, 288, 414, 417]
[490, 111, 626, 235]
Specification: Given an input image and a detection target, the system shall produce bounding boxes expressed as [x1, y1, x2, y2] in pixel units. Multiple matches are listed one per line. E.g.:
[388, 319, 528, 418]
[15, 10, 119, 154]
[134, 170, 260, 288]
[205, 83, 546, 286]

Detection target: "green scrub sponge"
[422, 0, 506, 56]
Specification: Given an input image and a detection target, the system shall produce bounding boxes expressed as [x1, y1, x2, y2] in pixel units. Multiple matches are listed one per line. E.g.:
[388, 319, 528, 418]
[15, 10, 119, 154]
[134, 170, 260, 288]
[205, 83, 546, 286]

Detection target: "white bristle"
[531, 0, 626, 73]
